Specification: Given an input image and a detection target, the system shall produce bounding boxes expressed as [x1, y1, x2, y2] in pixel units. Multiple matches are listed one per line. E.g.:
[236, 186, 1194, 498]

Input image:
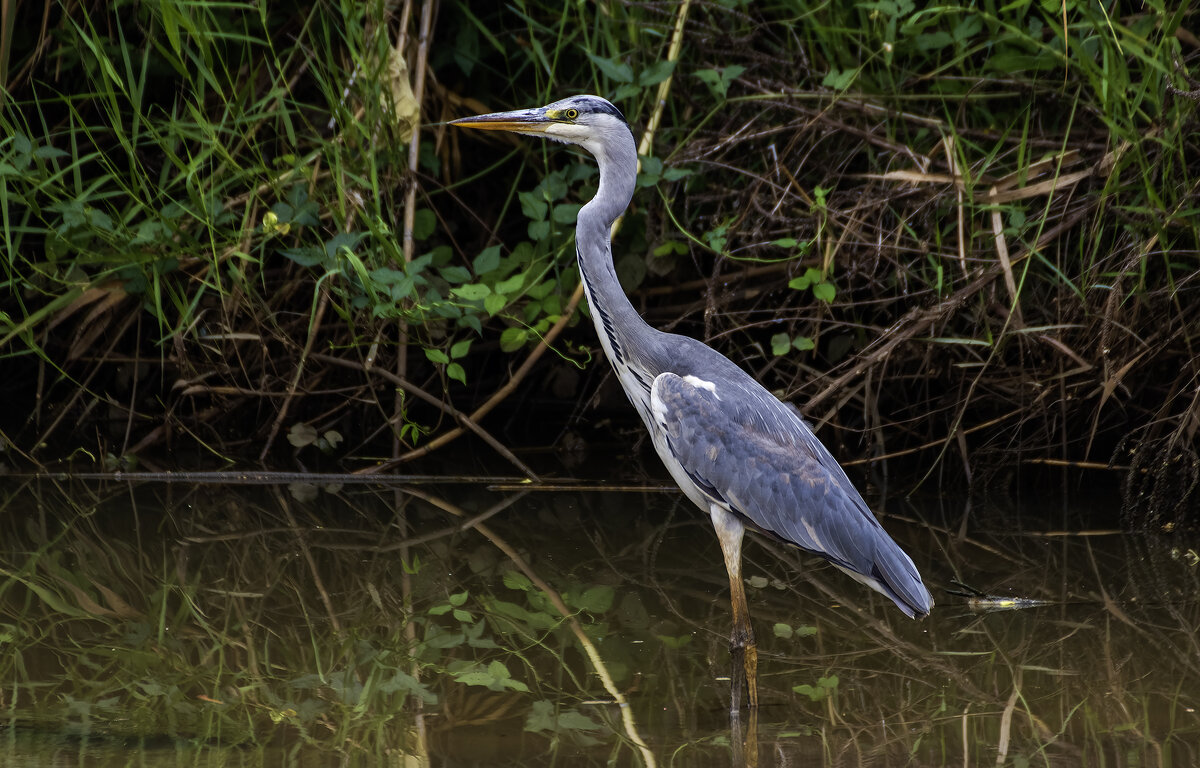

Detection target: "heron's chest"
[608, 356, 719, 513]
[580, 284, 710, 504]
[583, 298, 655, 411]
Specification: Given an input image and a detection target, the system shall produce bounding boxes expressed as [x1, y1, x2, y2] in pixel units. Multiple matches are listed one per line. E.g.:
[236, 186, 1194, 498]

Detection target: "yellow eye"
[564, 108, 579, 120]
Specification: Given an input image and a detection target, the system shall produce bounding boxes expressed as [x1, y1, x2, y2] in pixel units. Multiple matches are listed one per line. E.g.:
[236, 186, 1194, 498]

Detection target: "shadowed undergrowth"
[0, 2, 1198, 523]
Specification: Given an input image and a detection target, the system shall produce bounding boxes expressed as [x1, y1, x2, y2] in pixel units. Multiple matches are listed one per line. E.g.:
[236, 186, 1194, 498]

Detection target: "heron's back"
[637, 334, 933, 618]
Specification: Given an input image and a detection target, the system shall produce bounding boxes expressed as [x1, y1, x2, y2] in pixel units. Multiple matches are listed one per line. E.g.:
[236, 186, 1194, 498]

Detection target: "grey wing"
[650, 372, 933, 618]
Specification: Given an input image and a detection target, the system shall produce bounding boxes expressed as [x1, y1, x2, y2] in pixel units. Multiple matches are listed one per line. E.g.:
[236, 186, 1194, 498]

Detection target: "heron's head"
[451, 95, 632, 157]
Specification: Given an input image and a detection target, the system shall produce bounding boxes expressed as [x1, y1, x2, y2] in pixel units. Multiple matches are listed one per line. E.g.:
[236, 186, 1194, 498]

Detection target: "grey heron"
[452, 95, 933, 708]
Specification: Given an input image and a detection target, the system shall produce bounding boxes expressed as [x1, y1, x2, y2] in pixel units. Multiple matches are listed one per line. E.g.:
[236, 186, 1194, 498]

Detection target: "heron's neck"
[575, 130, 653, 367]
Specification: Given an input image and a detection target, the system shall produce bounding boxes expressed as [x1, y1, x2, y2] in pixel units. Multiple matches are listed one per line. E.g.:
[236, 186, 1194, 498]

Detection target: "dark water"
[0, 475, 1197, 766]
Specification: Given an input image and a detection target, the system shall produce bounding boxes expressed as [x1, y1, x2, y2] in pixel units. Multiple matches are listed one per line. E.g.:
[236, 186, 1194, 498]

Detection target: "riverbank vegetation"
[1, 1, 1197, 519]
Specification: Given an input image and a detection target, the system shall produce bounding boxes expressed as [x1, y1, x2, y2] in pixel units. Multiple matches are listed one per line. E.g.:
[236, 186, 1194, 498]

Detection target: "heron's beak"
[450, 108, 552, 135]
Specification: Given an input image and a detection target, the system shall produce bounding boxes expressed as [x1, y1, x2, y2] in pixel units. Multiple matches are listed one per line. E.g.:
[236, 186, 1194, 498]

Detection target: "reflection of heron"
[453, 95, 932, 708]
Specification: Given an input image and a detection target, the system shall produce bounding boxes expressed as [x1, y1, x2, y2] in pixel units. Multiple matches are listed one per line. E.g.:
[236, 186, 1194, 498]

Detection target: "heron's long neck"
[575, 130, 654, 371]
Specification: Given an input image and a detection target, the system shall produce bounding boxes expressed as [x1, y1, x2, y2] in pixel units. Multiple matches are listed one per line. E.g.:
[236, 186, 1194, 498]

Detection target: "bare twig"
[259, 283, 330, 462]
[803, 202, 1093, 412]
[312, 352, 538, 479]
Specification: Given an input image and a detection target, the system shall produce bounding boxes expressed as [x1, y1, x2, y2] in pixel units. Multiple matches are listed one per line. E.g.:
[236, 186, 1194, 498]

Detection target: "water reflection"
[0, 476, 1197, 766]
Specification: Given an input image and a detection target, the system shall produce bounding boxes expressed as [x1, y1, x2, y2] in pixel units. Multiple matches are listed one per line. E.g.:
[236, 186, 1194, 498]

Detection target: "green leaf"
[34, 145, 67, 160]
[792, 336, 815, 352]
[773, 622, 794, 639]
[287, 422, 318, 448]
[12, 133, 32, 157]
[383, 669, 438, 704]
[953, 15, 983, 41]
[638, 59, 676, 86]
[369, 267, 406, 285]
[503, 570, 533, 591]
[428, 603, 452, 616]
[518, 191, 548, 221]
[542, 171, 569, 201]
[132, 220, 168, 245]
[450, 338, 473, 359]
[793, 683, 826, 701]
[812, 282, 836, 303]
[789, 267, 821, 291]
[88, 209, 113, 232]
[771, 333, 791, 357]
[484, 294, 507, 316]
[485, 598, 557, 630]
[821, 68, 856, 89]
[694, 68, 721, 87]
[463, 619, 496, 648]
[527, 279, 556, 300]
[572, 585, 615, 613]
[390, 276, 416, 301]
[525, 700, 556, 733]
[495, 272, 525, 295]
[914, 31, 953, 51]
[447, 363, 466, 385]
[657, 633, 693, 649]
[413, 208, 437, 240]
[451, 283, 491, 301]
[448, 591, 469, 606]
[424, 348, 450, 364]
[704, 223, 728, 252]
[499, 327, 528, 352]
[440, 265, 471, 284]
[653, 240, 687, 257]
[772, 237, 799, 248]
[525, 701, 604, 734]
[693, 65, 744, 98]
[453, 671, 496, 687]
[473, 245, 501, 275]
[453, 661, 528, 692]
[587, 53, 634, 83]
[528, 220, 550, 241]
[552, 203, 581, 224]
[451, 608, 472, 622]
[615, 252, 646, 290]
[611, 83, 638, 101]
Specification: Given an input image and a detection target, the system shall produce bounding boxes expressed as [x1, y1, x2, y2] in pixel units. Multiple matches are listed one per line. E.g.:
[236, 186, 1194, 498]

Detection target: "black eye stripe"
[552, 97, 627, 124]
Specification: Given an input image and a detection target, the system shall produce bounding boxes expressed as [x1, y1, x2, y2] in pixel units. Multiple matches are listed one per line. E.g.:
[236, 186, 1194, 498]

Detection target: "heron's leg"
[710, 506, 759, 710]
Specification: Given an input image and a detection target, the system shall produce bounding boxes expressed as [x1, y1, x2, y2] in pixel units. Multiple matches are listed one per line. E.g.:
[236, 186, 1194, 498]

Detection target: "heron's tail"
[836, 544, 933, 619]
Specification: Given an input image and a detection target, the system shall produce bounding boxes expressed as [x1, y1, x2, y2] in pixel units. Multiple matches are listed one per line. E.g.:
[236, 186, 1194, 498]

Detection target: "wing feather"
[650, 371, 933, 618]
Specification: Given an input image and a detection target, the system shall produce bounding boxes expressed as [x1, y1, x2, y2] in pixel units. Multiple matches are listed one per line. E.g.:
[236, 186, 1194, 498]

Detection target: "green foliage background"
[0, 1, 1196, 499]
